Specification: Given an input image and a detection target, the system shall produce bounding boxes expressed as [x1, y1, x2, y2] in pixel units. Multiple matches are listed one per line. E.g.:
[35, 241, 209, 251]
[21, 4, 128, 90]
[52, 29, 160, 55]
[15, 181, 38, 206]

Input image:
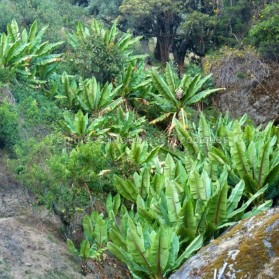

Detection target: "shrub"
[11, 83, 63, 138]
[0, 102, 19, 149]
[67, 19, 143, 83]
[0, 0, 85, 43]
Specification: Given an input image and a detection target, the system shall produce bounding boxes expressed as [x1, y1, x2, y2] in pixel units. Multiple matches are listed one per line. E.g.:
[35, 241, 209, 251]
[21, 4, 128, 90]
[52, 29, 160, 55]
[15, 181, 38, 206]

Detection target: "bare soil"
[0, 152, 130, 279]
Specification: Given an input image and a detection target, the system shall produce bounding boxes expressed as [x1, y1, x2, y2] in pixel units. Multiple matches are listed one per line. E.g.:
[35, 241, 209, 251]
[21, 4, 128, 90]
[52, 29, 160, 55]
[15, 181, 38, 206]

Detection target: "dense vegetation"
[0, 0, 278, 278]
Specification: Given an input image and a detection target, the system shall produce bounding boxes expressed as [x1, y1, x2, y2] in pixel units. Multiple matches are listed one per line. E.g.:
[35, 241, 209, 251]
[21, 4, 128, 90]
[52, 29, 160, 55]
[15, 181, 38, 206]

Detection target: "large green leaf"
[126, 229, 153, 272]
[257, 140, 271, 187]
[264, 164, 279, 199]
[165, 63, 178, 93]
[187, 88, 223, 105]
[227, 180, 245, 214]
[83, 215, 94, 242]
[107, 242, 128, 263]
[94, 218, 107, 248]
[66, 239, 79, 256]
[228, 184, 269, 219]
[113, 175, 138, 202]
[149, 227, 171, 275]
[74, 110, 88, 135]
[207, 183, 228, 226]
[174, 119, 199, 157]
[231, 140, 250, 177]
[79, 240, 90, 260]
[165, 181, 181, 223]
[178, 199, 197, 240]
[242, 200, 272, 219]
[7, 20, 19, 42]
[152, 69, 176, 104]
[189, 170, 207, 201]
[164, 154, 176, 179]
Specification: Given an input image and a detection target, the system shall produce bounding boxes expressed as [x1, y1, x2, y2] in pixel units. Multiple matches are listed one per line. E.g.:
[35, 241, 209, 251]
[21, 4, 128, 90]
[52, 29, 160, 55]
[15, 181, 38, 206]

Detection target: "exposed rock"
[208, 49, 279, 125]
[170, 208, 279, 279]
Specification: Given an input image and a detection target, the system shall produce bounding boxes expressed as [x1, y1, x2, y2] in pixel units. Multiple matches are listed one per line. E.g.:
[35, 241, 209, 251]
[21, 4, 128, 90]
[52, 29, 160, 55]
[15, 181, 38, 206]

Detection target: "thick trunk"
[157, 35, 174, 65]
[153, 11, 179, 65]
[173, 40, 189, 77]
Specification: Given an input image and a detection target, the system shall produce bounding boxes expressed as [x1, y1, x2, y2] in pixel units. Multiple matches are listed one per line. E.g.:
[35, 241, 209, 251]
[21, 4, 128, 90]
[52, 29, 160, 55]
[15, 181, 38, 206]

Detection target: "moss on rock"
[170, 209, 279, 279]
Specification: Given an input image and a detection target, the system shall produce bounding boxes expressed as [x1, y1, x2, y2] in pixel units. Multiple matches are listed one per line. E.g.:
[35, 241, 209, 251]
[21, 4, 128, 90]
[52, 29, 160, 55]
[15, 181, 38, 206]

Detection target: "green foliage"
[0, 67, 15, 83]
[77, 77, 122, 115]
[67, 194, 122, 274]
[174, 114, 279, 202]
[213, 0, 252, 46]
[179, 11, 216, 56]
[107, 108, 147, 139]
[55, 72, 123, 113]
[67, 211, 108, 263]
[9, 135, 113, 225]
[248, 3, 279, 58]
[120, 0, 183, 63]
[87, 0, 121, 20]
[0, 1, 17, 33]
[63, 141, 112, 192]
[62, 110, 109, 141]
[150, 63, 223, 129]
[67, 19, 143, 82]
[1, 10, 278, 279]
[106, 137, 161, 171]
[0, 20, 63, 83]
[116, 60, 151, 100]
[0, 0, 84, 43]
[108, 215, 203, 279]
[11, 82, 63, 132]
[0, 101, 19, 149]
[108, 151, 271, 278]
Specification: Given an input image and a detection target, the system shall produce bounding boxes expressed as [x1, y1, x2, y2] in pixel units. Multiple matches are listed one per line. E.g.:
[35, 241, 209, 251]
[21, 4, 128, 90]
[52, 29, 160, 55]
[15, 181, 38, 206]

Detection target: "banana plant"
[150, 63, 224, 132]
[62, 110, 109, 141]
[106, 136, 162, 167]
[106, 193, 121, 216]
[175, 114, 279, 201]
[116, 60, 152, 100]
[113, 154, 272, 240]
[67, 211, 109, 274]
[0, 20, 63, 82]
[67, 239, 100, 275]
[82, 212, 108, 250]
[107, 209, 203, 279]
[77, 77, 123, 115]
[55, 72, 123, 114]
[55, 72, 80, 109]
[226, 122, 279, 196]
[68, 19, 144, 64]
[107, 150, 271, 278]
[107, 107, 147, 139]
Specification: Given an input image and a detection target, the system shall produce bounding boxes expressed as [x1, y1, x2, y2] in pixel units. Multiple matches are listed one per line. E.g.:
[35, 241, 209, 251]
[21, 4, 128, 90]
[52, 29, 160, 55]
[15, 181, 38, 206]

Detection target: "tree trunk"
[157, 35, 174, 65]
[154, 40, 161, 61]
[173, 39, 189, 77]
[174, 51, 186, 77]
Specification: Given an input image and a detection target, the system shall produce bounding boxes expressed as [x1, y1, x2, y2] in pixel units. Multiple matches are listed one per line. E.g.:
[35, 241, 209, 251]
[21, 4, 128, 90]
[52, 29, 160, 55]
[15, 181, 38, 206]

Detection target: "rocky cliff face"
[209, 50, 279, 125]
[170, 208, 279, 279]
